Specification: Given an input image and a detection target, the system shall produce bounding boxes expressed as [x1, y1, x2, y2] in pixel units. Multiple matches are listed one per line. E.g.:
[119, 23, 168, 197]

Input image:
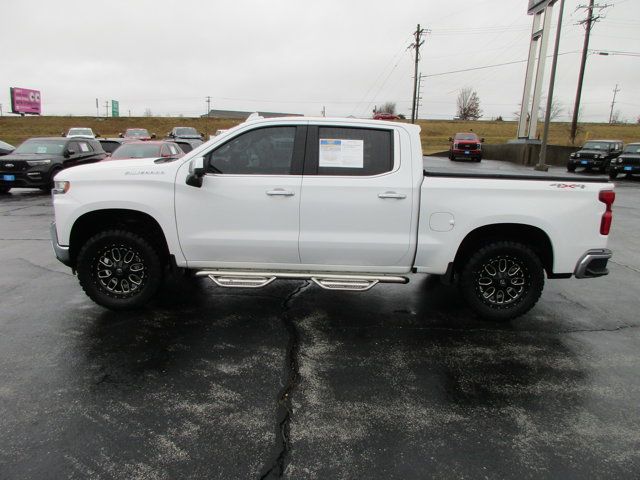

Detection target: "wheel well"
[69, 209, 169, 267]
[453, 223, 554, 275]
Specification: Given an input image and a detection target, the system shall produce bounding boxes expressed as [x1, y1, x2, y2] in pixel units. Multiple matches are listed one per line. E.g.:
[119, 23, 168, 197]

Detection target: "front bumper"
[50, 222, 71, 267]
[574, 249, 612, 278]
[568, 158, 605, 168]
[452, 149, 481, 158]
[0, 170, 48, 188]
[610, 165, 640, 174]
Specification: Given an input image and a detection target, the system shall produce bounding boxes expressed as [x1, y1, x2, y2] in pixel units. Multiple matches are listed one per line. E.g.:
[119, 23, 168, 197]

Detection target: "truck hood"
[56, 156, 182, 181]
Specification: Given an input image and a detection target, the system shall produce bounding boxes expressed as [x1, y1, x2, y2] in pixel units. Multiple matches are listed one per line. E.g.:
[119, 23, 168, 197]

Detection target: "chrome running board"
[195, 270, 408, 292]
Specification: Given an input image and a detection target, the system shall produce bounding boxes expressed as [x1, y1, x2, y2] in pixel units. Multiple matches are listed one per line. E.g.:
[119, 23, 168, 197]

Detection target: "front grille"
[456, 143, 480, 150]
[0, 160, 28, 172]
[621, 157, 640, 166]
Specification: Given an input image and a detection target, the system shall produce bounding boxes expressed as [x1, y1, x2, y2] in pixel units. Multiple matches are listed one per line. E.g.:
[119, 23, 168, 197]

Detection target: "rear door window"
[306, 126, 393, 176]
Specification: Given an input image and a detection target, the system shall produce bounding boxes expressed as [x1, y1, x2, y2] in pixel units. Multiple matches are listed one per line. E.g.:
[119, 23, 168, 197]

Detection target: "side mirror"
[480, 138, 485, 143]
[65, 149, 75, 158]
[119, 133, 124, 138]
[200, 132, 205, 138]
[61, 131, 66, 137]
[95, 132, 100, 138]
[186, 156, 206, 188]
[151, 133, 156, 139]
[448, 137, 453, 142]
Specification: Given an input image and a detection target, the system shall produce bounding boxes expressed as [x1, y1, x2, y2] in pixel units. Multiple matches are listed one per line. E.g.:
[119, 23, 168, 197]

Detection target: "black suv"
[567, 140, 623, 173]
[609, 143, 640, 179]
[0, 137, 106, 194]
[166, 126, 204, 151]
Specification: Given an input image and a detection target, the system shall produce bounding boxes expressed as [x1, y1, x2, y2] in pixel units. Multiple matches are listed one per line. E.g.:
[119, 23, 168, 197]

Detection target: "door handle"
[378, 192, 406, 199]
[266, 189, 295, 197]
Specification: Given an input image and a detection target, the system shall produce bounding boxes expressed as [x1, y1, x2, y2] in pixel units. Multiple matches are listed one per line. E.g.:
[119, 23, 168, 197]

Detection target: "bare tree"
[610, 110, 622, 124]
[456, 88, 482, 120]
[375, 102, 397, 115]
[144, 108, 153, 117]
[514, 98, 563, 121]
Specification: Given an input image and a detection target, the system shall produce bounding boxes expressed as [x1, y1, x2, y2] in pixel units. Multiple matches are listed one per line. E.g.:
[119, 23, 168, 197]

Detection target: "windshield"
[623, 144, 640, 154]
[125, 129, 150, 138]
[455, 133, 478, 141]
[111, 143, 161, 159]
[175, 127, 198, 136]
[68, 128, 93, 136]
[14, 139, 66, 155]
[582, 141, 611, 150]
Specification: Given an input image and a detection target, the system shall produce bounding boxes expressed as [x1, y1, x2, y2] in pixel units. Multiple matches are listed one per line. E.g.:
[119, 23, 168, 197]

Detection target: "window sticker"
[79, 143, 89, 152]
[319, 139, 364, 168]
[36, 146, 47, 154]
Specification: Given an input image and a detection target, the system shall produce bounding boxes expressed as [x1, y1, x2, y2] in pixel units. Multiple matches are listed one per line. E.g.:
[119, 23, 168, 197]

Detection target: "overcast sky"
[1, 0, 638, 122]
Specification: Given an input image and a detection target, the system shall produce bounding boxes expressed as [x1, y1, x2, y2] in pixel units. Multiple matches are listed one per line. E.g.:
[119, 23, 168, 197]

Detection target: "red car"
[373, 112, 399, 120]
[106, 141, 184, 161]
[119, 128, 156, 140]
[449, 132, 484, 162]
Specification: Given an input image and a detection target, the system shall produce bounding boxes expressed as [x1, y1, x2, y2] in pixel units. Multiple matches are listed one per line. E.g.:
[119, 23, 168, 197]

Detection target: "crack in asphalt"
[258, 281, 311, 480]
[610, 259, 640, 274]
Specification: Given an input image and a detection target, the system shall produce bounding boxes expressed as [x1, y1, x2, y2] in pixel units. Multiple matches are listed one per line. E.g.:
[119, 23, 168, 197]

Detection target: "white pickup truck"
[50, 117, 614, 321]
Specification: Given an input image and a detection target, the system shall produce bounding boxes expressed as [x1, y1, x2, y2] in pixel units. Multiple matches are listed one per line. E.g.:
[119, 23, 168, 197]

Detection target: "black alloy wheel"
[460, 241, 544, 322]
[77, 230, 163, 309]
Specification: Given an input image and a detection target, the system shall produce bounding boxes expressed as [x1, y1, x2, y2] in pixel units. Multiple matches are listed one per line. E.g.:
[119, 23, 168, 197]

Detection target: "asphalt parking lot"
[1, 158, 639, 479]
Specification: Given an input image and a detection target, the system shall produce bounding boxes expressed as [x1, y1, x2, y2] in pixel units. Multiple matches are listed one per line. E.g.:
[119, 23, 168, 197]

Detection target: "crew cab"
[567, 140, 623, 173]
[50, 117, 615, 322]
[1, 137, 106, 193]
[449, 132, 484, 161]
[609, 143, 640, 179]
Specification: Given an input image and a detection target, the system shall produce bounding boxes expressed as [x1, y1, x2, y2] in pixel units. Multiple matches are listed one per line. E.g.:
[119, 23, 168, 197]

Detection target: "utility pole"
[321, 106, 326, 117]
[608, 83, 620, 124]
[415, 73, 426, 121]
[409, 24, 428, 124]
[95, 98, 99, 117]
[0, 103, 3, 117]
[537, 0, 565, 172]
[570, 0, 610, 143]
[206, 96, 211, 117]
[104, 101, 109, 118]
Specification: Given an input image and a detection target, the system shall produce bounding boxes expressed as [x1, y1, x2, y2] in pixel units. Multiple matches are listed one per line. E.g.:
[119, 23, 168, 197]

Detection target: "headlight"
[52, 181, 70, 194]
[570, 153, 576, 158]
[26, 159, 51, 166]
[617, 158, 623, 164]
[576, 153, 581, 158]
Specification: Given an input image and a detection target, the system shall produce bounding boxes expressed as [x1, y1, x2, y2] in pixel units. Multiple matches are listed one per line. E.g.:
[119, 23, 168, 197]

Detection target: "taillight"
[599, 190, 615, 235]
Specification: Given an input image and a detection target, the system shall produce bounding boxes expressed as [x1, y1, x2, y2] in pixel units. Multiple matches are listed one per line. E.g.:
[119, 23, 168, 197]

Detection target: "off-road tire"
[77, 229, 163, 310]
[460, 241, 544, 322]
[609, 171, 618, 180]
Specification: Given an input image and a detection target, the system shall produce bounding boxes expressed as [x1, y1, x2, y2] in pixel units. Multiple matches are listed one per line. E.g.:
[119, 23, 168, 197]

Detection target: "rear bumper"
[50, 222, 71, 267]
[574, 249, 612, 278]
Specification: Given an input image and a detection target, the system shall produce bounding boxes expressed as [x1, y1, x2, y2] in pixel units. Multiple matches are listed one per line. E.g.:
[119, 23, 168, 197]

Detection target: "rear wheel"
[77, 229, 163, 310]
[459, 241, 544, 322]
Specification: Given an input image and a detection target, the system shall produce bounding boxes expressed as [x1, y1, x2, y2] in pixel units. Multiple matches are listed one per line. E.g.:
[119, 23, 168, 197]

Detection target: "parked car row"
[566, 139, 640, 179]
[0, 125, 206, 194]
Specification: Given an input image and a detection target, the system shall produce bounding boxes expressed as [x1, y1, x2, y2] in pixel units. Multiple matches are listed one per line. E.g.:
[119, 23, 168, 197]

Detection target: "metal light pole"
[536, 0, 565, 171]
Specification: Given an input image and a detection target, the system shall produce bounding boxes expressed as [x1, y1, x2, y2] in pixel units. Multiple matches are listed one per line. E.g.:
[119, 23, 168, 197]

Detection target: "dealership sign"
[528, 0, 555, 14]
[10, 87, 41, 115]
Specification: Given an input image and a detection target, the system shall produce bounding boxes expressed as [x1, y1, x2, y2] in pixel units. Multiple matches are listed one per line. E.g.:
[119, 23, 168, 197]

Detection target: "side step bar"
[195, 270, 408, 292]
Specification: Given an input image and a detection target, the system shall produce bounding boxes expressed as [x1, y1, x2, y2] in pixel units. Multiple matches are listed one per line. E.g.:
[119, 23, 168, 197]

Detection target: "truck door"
[298, 125, 414, 268]
[175, 125, 306, 267]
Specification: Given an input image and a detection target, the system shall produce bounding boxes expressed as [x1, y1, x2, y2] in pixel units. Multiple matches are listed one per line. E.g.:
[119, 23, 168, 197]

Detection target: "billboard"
[111, 100, 119, 117]
[10, 87, 41, 115]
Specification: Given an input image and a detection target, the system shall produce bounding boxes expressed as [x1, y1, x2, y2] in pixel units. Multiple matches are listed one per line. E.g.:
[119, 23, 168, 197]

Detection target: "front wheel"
[567, 164, 576, 173]
[76, 230, 163, 310]
[0, 186, 10, 194]
[609, 171, 618, 180]
[459, 241, 544, 322]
